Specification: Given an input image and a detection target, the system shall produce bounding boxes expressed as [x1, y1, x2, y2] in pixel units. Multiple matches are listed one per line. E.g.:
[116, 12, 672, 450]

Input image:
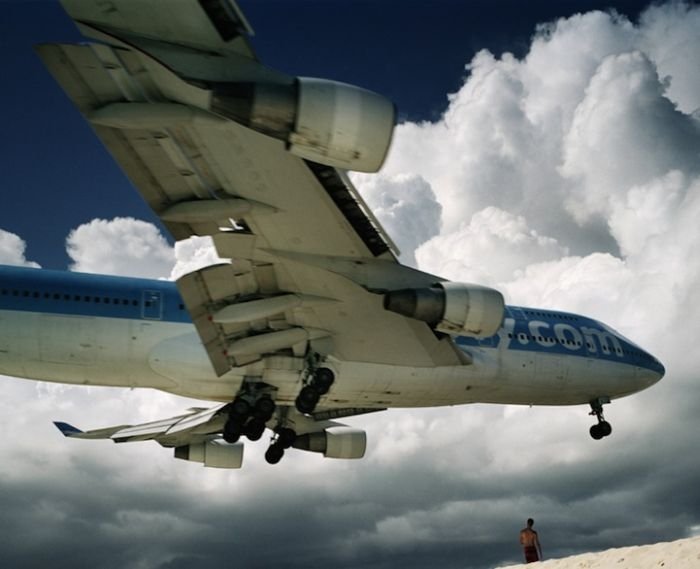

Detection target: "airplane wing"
[54, 403, 229, 446]
[53, 403, 369, 468]
[36, 0, 466, 375]
[54, 404, 249, 469]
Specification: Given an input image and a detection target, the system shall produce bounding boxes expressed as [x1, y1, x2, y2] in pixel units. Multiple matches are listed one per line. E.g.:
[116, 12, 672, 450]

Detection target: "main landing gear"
[223, 394, 276, 444]
[264, 427, 297, 465]
[589, 397, 613, 440]
[263, 365, 335, 465]
[222, 364, 335, 465]
[295, 367, 335, 415]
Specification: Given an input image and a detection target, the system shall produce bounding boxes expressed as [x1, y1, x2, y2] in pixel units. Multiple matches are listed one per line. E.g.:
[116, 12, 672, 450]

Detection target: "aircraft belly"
[0, 309, 37, 377]
[486, 349, 645, 406]
[311, 360, 494, 409]
[147, 329, 244, 400]
[0, 310, 176, 389]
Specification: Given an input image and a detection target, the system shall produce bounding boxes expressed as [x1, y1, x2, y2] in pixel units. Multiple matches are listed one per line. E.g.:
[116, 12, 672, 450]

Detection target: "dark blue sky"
[2, 0, 653, 269]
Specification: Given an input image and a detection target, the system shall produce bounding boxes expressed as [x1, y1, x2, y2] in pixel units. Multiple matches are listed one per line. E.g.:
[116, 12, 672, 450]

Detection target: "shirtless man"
[519, 518, 543, 563]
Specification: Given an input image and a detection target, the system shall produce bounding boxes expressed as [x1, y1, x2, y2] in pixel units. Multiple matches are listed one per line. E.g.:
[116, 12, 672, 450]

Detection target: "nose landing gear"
[589, 397, 613, 440]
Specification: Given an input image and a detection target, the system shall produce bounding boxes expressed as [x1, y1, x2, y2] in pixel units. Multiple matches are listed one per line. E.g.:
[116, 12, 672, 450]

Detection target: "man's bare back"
[519, 528, 539, 547]
[519, 519, 542, 563]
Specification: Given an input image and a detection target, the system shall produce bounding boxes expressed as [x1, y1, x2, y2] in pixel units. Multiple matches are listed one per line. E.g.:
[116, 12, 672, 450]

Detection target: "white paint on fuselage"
[0, 307, 655, 409]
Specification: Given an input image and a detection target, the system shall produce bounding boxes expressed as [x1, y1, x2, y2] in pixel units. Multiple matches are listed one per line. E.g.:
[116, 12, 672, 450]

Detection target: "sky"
[1, 0, 700, 568]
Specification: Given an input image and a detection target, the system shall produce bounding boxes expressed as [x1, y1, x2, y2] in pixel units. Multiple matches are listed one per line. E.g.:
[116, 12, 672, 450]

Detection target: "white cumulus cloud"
[0, 229, 40, 268]
[66, 217, 174, 278]
[352, 172, 442, 266]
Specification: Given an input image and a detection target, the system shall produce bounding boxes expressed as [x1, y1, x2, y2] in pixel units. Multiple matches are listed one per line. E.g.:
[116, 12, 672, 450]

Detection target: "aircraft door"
[142, 290, 163, 320]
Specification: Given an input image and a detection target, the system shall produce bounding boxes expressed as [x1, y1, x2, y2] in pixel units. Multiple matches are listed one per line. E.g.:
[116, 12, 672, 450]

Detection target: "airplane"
[1, 0, 664, 469]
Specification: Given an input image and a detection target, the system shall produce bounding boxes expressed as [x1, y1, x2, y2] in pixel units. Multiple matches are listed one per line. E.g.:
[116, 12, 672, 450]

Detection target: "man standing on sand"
[519, 518, 543, 563]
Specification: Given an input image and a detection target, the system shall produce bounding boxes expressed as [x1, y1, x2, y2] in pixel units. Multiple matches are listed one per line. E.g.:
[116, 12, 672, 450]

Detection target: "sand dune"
[497, 535, 700, 569]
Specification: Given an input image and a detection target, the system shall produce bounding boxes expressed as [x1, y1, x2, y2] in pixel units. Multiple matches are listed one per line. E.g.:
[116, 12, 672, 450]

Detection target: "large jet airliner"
[3, 0, 664, 469]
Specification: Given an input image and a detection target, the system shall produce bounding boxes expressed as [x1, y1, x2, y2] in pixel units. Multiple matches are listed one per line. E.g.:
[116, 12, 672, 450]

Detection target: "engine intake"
[174, 439, 244, 468]
[384, 282, 505, 337]
[293, 426, 366, 459]
[210, 78, 395, 172]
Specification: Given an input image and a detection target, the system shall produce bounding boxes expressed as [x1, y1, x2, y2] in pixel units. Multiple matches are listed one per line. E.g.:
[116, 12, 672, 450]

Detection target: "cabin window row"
[522, 310, 580, 322]
[506, 332, 652, 360]
[0, 288, 146, 307]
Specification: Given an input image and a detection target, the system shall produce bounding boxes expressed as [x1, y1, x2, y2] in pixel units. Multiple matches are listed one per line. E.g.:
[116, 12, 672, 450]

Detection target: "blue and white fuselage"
[0, 265, 663, 409]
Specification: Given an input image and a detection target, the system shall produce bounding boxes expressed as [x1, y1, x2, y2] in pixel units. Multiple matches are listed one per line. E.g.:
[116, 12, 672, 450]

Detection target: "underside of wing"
[37, 1, 469, 374]
[53, 403, 377, 469]
[40, 0, 508, 470]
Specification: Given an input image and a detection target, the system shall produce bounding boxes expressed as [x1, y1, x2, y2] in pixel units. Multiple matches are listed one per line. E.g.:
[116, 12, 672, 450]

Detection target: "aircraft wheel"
[245, 418, 266, 441]
[277, 427, 297, 448]
[265, 443, 285, 465]
[313, 368, 335, 395]
[231, 398, 251, 420]
[295, 386, 320, 414]
[223, 420, 242, 443]
[590, 420, 613, 440]
[253, 396, 276, 421]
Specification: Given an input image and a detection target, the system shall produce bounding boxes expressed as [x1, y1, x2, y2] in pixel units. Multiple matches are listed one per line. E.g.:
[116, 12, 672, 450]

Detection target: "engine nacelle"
[210, 78, 395, 172]
[174, 439, 244, 469]
[293, 426, 367, 459]
[384, 282, 505, 337]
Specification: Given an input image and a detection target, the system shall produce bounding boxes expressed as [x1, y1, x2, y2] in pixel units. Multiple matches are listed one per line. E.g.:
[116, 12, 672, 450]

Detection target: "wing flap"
[176, 262, 272, 374]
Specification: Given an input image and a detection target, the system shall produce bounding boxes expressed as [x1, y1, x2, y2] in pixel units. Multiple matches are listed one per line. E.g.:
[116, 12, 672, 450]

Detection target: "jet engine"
[293, 426, 367, 459]
[209, 78, 395, 173]
[384, 282, 505, 337]
[174, 439, 244, 469]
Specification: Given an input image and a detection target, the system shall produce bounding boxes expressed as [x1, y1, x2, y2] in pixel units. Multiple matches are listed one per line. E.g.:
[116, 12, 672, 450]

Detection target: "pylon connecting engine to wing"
[384, 282, 505, 337]
[209, 78, 396, 173]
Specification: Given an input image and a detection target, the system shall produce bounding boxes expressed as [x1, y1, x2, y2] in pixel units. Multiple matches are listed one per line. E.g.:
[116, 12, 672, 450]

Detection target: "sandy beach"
[497, 535, 700, 569]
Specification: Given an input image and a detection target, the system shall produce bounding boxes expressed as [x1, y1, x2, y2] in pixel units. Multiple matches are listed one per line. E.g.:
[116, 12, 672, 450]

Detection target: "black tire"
[231, 398, 251, 420]
[599, 421, 612, 437]
[265, 443, 285, 465]
[590, 424, 604, 440]
[245, 418, 266, 441]
[277, 427, 297, 448]
[295, 386, 320, 414]
[313, 368, 335, 395]
[223, 420, 242, 443]
[253, 396, 276, 421]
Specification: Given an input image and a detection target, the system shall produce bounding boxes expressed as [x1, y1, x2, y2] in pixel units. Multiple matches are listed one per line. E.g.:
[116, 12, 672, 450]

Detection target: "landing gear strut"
[589, 397, 613, 440]
[295, 367, 335, 414]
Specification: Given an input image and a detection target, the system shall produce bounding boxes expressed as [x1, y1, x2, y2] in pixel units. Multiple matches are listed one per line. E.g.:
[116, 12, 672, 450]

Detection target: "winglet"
[54, 422, 83, 437]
